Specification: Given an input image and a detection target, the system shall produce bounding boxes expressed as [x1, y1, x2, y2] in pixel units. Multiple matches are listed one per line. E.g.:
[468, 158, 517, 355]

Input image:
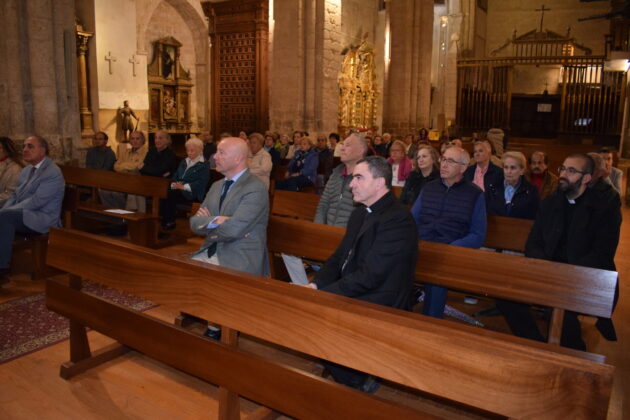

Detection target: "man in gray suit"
[0, 135, 65, 283]
[190, 137, 269, 276]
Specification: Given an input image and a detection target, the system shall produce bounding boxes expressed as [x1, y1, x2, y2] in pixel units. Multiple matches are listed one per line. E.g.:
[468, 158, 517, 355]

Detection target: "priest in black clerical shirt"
[305, 156, 417, 392]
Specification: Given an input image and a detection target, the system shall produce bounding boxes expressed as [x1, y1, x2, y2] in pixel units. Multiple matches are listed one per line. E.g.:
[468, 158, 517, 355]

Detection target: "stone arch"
[137, 0, 209, 129]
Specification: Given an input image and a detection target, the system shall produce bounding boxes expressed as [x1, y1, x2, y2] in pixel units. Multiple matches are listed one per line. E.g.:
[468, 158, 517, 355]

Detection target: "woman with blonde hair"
[400, 145, 440, 206]
[486, 151, 538, 219]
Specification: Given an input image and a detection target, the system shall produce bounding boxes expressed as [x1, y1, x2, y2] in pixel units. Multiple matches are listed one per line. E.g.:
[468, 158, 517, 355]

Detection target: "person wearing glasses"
[498, 154, 621, 351]
[411, 146, 487, 318]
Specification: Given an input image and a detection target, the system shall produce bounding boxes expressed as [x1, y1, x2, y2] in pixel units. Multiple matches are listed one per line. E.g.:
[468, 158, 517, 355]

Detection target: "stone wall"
[0, 0, 80, 162]
[269, 0, 383, 138]
[486, 0, 610, 56]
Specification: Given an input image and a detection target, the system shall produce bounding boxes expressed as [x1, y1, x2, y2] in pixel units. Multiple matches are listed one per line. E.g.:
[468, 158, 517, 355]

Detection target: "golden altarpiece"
[147, 37, 193, 134]
[338, 36, 378, 137]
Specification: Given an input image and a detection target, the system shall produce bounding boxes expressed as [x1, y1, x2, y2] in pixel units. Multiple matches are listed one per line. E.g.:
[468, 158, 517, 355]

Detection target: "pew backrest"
[267, 216, 617, 340]
[270, 189, 320, 220]
[46, 227, 614, 418]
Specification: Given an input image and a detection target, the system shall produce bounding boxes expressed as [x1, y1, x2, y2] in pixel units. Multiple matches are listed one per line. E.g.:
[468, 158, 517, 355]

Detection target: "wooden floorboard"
[0, 168, 628, 419]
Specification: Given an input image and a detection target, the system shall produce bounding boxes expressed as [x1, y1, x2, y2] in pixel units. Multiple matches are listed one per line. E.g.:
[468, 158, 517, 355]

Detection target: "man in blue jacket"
[412, 146, 486, 318]
[0, 135, 65, 283]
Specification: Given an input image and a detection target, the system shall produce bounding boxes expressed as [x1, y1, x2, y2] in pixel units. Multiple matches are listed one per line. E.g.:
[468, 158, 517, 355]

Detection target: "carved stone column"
[76, 24, 94, 139]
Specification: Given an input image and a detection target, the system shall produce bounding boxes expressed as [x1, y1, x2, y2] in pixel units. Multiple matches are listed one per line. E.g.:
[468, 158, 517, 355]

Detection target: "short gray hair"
[185, 137, 204, 152]
[357, 156, 392, 189]
[347, 132, 369, 156]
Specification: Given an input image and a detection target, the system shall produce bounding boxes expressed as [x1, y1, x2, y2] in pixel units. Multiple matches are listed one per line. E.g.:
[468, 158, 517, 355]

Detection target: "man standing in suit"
[190, 137, 269, 276]
[0, 135, 65, 284]
[306, 156, 417, 393]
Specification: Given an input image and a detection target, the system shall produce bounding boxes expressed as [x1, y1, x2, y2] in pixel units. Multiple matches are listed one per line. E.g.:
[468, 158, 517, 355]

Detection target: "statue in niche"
[118, 100, 139, 142]
[163, 90, 177, 119]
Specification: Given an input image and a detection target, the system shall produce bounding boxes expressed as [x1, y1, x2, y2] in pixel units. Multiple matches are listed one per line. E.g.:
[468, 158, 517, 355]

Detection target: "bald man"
[190, 137, 269, 276]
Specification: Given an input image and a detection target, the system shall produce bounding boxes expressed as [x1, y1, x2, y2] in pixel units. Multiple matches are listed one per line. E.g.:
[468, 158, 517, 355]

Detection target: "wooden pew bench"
[266, 216, 618, 345]
[45, 228, 614, 418]
[269, 189, 533, 252]
[60, 165, 184, 248]
[12, 233, 49, 281]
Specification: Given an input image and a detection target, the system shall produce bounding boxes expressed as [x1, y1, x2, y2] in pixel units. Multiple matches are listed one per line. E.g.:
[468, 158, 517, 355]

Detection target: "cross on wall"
[105, 51, 117, 74]
[129, 54, 140, 77]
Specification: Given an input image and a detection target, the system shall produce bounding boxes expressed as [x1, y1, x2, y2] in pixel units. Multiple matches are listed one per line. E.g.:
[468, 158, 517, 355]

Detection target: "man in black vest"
[306, 156, 417, 393]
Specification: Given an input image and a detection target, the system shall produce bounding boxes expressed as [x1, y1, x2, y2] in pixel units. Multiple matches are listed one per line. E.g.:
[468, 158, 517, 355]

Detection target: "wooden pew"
[12, 234, 49, 281]
[268, 189, 532, 252]
[45, 228, 614, 418]
[266, 216, 617, 345]
[270, 189, 320, 220]
[60, 165, 184, 248]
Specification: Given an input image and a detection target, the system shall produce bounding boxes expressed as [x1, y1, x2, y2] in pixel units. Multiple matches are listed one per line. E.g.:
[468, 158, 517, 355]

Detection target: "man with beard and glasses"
[496, 154, 621, 351]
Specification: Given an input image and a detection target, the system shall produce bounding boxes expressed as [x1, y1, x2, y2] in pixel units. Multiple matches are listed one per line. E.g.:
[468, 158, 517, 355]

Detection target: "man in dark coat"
[140, 130, 178, 178]
[306, 156, 417, 392]
[498, 153, 621, 350]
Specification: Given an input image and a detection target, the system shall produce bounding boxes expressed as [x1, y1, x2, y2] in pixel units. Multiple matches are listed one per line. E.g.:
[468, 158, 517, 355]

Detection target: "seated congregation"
[0, 128, 623, 416]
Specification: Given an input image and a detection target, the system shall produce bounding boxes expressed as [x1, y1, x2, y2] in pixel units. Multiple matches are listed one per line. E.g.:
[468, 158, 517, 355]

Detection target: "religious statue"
[118, 100, 139, 142]
[163, 90, 177, 119]
[338, 33, 378, 135]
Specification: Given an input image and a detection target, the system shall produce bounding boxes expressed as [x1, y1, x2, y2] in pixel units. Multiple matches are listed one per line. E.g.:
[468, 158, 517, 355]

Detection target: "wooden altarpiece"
[147, 37, 193, 134]
[203, 0, 269, 137]
[457, 28, 626, 141]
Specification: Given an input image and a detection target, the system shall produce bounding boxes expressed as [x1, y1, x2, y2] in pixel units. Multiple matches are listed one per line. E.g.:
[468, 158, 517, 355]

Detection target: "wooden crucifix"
[129, 54, 140, 77]
[535, 4, 551, 33]
[105, 51, 117, 75]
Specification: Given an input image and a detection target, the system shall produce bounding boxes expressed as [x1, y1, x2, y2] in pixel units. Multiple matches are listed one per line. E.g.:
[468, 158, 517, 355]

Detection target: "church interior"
[1, 0, 630, 418]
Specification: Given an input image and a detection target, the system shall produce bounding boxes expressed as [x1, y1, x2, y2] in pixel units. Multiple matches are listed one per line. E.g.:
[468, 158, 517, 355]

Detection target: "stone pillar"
[76, 25, 95, 139]
[383, 0, 433, 135]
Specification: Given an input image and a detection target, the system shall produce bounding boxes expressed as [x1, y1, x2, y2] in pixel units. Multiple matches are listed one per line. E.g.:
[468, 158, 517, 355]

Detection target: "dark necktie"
[207, 179, 234, 258]
[25, 167, 36, 185]
[219, 179, 234, 210]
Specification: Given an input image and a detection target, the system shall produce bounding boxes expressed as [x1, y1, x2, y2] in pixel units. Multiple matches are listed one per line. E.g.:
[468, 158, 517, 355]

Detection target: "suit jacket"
[313, 192, 418, 310]
[190, 169, 269, 275]
[1, 157, 65, 233]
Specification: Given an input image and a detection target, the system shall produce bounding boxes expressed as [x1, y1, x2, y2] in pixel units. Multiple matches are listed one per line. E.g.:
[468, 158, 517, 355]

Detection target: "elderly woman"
[387, 140, 412, 187]
[400, 145, 440, 206]
[160, 138, 210, 229]
[486, 151, 538, 219]
[0, 137, 25, 207]
[275, 137, 319, 191]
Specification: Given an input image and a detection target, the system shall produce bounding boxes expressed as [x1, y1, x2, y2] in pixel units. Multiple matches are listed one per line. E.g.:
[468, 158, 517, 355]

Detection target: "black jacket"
[486, 176, 539, 220]
[314, 192, 418, 310]
[399, 168, 439, 206]
[140, 147, 178, 178]
[525, 181, 621, 271]
[464, 161, 503, 193]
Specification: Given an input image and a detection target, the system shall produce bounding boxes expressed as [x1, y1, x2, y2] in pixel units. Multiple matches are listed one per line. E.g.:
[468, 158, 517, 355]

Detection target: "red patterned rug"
[0, 282, 156, 364]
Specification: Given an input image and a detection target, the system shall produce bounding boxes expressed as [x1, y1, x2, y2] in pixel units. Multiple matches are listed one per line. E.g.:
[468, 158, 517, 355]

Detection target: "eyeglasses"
[557, 166, 587, 175]
[439, 157, 465, 166]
